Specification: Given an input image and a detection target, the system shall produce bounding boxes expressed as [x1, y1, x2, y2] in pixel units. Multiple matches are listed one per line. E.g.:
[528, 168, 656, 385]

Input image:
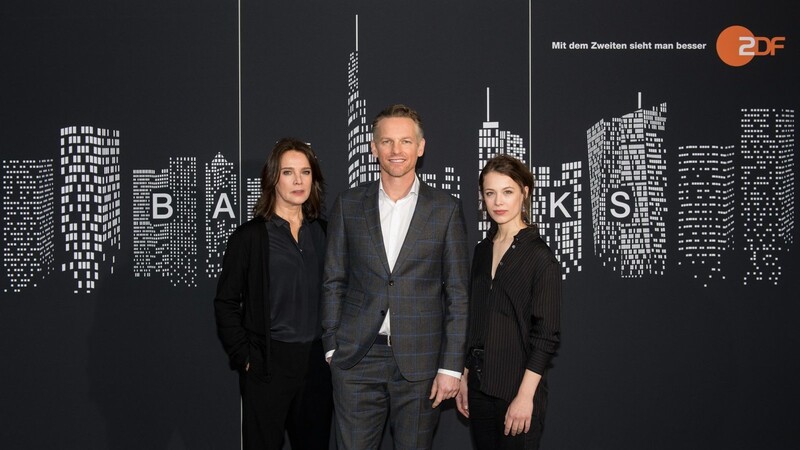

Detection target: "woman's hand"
[504, 394, 533, 435]
[455, 368, 470, 418]
[504, 369, 542, 435]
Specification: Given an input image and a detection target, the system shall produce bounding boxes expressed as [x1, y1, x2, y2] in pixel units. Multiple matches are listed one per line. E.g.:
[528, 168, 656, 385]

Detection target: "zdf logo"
[716, 25, 785, 67]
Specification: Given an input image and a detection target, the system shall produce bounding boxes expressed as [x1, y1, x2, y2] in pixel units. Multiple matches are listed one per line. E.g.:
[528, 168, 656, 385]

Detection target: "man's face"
[371, 117, 425, 180]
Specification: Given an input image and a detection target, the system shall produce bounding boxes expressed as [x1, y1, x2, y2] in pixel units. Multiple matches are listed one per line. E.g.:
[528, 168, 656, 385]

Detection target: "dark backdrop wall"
[1, 1, 798, 449]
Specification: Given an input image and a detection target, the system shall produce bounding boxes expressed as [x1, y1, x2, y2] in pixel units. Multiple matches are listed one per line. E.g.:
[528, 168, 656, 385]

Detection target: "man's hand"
[429, 373, 460, 408]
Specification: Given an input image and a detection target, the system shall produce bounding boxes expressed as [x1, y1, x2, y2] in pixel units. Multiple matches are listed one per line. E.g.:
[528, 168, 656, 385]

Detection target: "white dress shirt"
[378, 177, 460, 380]
[377, 175, 419, 336]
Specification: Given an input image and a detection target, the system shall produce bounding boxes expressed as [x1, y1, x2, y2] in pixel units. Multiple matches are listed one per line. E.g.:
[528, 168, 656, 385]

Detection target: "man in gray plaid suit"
[322, 104, 470, 449]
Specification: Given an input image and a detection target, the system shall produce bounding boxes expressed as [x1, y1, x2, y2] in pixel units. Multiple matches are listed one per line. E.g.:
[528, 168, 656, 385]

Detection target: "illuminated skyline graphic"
[346, 15, 378, 188]
[676, 145, 735, 287]
[205, 153, 237, 278]
[587, 94, 668, 278]
[2, 159, 55, 292]
[531, 162, 583, 280]
[739, 108, 795, 285]
[1, 22, 796, 295]
[60, 126, 121, 293]
[132, 157, 198, 287]
[346, 14, 462, 200]
[478, 88, 528, 239]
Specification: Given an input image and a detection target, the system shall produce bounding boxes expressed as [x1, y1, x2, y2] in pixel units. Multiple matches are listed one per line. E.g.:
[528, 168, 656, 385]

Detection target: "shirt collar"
[486, 223, 540, 241]
[269, 214, 307, 229]
[378, 175, 420, 202]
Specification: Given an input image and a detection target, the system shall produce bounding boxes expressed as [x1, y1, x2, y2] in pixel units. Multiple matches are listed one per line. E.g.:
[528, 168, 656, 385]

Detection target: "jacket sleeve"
[321, 194, 348, 354]
[213, 227, 250, 370]
[438, 199, 471, 373]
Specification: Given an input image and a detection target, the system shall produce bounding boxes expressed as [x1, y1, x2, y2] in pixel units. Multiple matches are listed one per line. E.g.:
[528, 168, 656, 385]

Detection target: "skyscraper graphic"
[531, 162, 583, 280]
[344, 15, 461, 196]
[347, 14, 378, 188]
[419, 166, 461, 198]
[132, 168, 169, 277]
[245, 177, 261, 220]
[2, 160, 55, 292]
[205, 153, 237, 277]
[166, 157, 198, 287]
[740, 108, 795, 285]
[60, 126, 121, 293]
[586, 94, 667, 277]
[131, 157, 198, 287]
[478, 88, 527, 238]
[676, 145, 735, 287]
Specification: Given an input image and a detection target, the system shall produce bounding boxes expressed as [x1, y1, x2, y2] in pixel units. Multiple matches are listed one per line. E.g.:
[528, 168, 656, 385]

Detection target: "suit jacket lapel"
[363, 182, 391, 275]
[392, 182, 433, 273]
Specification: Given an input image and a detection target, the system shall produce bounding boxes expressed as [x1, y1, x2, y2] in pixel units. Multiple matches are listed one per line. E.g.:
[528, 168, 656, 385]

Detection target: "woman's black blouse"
[266, 216, 326, 343]
[465, 225, 561, 402]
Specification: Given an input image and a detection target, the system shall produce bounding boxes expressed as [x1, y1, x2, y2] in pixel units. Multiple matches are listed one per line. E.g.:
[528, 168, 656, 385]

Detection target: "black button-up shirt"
[466, 225, 561, 401]
[266, 215, 326, 343]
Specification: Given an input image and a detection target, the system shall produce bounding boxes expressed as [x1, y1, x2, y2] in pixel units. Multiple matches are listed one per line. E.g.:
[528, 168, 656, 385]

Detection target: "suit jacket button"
[380, 310, 386, 316]
[388, 280, 394, 286]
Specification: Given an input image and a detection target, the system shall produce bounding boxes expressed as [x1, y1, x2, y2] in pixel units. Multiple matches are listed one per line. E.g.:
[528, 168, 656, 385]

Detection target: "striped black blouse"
[465, 225, 562, 402]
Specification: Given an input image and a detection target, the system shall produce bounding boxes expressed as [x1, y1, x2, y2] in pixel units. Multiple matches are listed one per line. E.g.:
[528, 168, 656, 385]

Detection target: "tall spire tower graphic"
[478, 88, 527, 238]
[347, 14, 378, 188]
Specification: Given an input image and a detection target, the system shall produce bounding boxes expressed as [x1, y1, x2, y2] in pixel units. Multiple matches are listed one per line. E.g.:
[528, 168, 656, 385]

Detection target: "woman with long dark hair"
[456, 154, 561, 449]
[214, 138, 332, 449]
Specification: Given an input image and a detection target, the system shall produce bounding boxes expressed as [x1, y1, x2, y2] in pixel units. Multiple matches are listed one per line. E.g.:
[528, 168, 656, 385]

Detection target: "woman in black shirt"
[456, 154, 561, 450]
[214, 138, 332, 449]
